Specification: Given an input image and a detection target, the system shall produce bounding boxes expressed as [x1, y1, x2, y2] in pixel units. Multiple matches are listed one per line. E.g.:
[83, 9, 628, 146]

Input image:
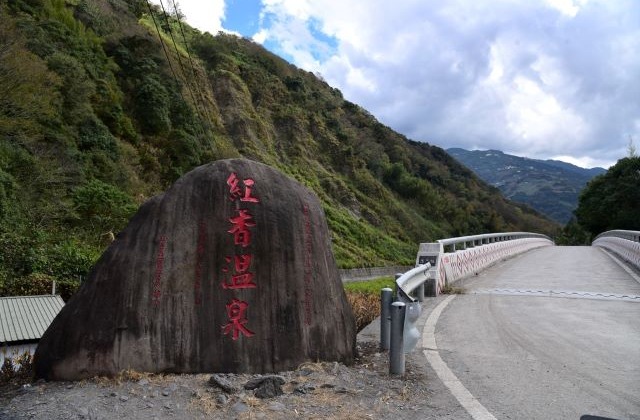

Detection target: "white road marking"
[422, 295, 497, 420]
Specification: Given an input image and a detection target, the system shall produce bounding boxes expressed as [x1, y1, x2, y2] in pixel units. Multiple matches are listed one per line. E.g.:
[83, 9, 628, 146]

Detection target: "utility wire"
[170, 0, 216, 137]
[157, 0, 209, 141]
[144, 0, 186, 105]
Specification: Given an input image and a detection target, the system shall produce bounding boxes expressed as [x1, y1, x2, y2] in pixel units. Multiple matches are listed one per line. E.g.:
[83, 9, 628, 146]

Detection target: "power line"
[169, 0, 216, 138]
[144, 0, 186, 105]
[157, 0, 209, 141]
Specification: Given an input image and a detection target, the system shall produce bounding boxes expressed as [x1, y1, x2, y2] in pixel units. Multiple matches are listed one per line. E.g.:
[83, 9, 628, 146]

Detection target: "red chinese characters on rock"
[221, 255, 256, 290]
[227, 173, 259, 203]
[222, 298, 255, 340]
[228, 209, 255, 248]
[222, 173, 260, 340]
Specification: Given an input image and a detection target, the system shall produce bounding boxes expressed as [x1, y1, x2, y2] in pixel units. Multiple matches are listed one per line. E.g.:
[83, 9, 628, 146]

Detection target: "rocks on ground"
[0, 342, 433, 419]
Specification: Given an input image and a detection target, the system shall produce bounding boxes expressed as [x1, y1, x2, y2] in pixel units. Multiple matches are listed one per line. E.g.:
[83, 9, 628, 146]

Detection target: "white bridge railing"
[385, 231, 554, 374]
[416, 232, 554, 296]
[592, 230, 640, 272]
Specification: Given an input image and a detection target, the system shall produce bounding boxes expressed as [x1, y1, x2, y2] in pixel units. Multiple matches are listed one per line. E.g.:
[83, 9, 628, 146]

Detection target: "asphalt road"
[429, 246, 640, 420]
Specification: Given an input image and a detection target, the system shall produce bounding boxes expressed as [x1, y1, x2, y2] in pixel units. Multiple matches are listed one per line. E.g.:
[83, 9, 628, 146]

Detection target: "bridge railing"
[592, 230, 640, 272]
[416, 232, 554, 295]
[384, 231, 554, 374]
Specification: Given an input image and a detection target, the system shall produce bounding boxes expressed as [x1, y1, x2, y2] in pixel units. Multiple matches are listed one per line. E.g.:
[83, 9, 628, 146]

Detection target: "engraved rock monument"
[35, 159, 356, 380]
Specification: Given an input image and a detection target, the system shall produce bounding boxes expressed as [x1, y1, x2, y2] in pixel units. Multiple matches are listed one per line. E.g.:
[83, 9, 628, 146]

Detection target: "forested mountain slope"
[0, 0, 557, 297]
[447, 148, 606, 223]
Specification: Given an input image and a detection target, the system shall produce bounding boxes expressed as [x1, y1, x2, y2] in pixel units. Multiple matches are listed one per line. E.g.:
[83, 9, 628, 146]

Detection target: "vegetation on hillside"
[556, 156, 640, 244]
[577, 157, 639, 234]
[0, 0, 557, 299]
[447, 148, 605, 223]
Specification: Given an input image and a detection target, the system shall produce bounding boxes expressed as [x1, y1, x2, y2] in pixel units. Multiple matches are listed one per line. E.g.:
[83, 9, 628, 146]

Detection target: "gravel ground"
[1, 300, 468, 419]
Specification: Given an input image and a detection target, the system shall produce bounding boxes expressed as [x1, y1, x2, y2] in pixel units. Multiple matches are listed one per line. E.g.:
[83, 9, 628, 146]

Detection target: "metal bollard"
[389, 301, 406, 375]
[416, 283, 425, 302]
[380, 288, 393, 350]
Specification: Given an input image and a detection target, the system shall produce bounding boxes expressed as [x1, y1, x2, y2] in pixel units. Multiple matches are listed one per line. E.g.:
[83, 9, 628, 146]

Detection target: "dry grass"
[345, 291, 380, 332]
[440, 283, 466, 294]
[92, 368, 160, 387]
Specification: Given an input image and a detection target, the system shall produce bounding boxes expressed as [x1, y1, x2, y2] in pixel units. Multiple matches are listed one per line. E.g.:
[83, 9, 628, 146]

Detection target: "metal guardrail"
[384, 232, 554, 375]
[592, 230, 640, 272]
[395, 263, 431, 302]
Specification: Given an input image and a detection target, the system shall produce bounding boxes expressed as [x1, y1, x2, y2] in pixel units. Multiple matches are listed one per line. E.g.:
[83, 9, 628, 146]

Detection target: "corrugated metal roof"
[0, 295, 65, 343]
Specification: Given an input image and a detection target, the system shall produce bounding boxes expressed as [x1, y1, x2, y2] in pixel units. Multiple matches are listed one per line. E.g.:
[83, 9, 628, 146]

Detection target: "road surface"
[424, 246, 640, 420]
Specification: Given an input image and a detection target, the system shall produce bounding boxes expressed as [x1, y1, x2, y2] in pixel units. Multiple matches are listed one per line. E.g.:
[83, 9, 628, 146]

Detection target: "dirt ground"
[1, 305, 470, 420]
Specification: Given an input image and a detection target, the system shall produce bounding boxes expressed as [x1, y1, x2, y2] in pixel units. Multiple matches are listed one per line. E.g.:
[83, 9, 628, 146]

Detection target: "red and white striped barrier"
[415, 233, 554, 296]
[436, 238, 553, 292]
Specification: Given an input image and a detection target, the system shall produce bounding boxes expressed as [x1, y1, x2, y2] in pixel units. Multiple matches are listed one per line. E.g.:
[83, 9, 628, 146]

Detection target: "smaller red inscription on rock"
[194, 221, 206, 305]
[152, 235, 167, 306]
[302, 204, 313, 325]
[228, 209, 256, 248]
[222, 298, 255, 340]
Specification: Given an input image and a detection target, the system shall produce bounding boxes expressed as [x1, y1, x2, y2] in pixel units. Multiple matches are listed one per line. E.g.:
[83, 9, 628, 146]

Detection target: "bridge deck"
[431, 246, 640, 419]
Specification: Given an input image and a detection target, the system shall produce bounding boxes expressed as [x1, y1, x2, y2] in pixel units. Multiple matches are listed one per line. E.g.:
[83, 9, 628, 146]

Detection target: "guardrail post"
[380, 287, 393, 350]
[416, 282, 424, 302]
[393, 273, 402, 297]
[389, 301, 406, 375]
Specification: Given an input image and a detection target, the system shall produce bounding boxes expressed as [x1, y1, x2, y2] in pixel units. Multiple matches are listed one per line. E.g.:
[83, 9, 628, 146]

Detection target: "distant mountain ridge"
[447, 148, 606, 223]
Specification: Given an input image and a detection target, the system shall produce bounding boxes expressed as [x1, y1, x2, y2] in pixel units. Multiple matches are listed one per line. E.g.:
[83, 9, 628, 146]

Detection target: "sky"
[155, 0, 640, 169]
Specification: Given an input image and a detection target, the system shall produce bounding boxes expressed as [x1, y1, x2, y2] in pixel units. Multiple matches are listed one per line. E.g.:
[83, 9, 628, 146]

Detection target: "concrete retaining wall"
[340, 266, 413, 283]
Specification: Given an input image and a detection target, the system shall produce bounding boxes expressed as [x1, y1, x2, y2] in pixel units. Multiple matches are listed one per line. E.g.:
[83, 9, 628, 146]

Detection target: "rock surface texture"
[35, 159, 356, 380]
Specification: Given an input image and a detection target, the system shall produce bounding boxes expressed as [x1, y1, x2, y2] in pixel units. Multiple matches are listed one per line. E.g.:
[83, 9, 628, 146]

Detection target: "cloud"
[253, 0, 640, 168]
[151, 0, 226, 35]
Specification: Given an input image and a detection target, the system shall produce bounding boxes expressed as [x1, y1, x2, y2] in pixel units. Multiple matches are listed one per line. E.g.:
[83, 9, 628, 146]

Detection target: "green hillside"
[0, 0, 558, 298]
[447, 148, 606, 223]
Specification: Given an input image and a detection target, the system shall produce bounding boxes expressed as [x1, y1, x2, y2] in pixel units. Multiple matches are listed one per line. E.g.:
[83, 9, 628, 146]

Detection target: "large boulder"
[35, 159, 356, 380]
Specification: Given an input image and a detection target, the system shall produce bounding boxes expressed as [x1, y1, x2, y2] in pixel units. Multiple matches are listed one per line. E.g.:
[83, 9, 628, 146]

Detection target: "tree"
[72, 179, 137, 232]
[574, 157, 640, 236]
[628, 135, 637, 158]
[0, 19, 59, 141]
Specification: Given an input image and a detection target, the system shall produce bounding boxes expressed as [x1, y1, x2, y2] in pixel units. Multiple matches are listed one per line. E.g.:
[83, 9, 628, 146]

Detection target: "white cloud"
[151, 0, 225, 35]
[545, 0, 583, 17]
[251, 0, 639, 169]
[163, 1, 637, 169]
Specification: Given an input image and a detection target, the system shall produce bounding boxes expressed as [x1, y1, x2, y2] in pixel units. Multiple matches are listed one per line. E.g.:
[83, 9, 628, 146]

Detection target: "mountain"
[447, 148, 606, 223]
[0, 0, 557, 298]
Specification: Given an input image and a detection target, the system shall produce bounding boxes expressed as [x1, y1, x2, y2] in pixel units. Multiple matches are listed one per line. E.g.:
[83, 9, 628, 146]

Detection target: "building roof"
[0, 295, 65, 344]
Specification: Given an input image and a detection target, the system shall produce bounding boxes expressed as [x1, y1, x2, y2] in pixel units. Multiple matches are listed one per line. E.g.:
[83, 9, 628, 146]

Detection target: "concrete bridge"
[387, 231, 640, 419]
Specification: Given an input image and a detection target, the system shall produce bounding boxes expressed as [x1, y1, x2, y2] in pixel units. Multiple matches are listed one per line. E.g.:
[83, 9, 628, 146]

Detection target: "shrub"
[134, 75, 171, 135]
[77, 115, 119, 160]
[72, 179, 137, 231]
[0, 352, 33, 384]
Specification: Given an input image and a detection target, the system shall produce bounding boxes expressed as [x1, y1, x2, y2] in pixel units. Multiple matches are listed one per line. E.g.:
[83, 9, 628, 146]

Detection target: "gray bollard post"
[389, 301, 406, 375]
[416, 283, 425, 302]
[380, 288, 393, 350]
